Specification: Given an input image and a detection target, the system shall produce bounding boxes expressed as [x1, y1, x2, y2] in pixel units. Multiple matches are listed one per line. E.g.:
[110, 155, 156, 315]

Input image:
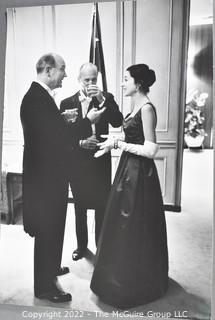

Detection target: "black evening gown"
[90, 106, 169, 309]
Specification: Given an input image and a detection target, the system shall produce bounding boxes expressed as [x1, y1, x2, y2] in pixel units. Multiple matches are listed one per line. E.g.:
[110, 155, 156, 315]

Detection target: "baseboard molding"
[164, 204, 181, 212]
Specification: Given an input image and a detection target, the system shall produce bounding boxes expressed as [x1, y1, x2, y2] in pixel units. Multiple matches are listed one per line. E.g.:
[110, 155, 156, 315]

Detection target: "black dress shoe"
[35, 289, 72, 303]
[56, 266, 70, 276]
[72, 248, 86, 261]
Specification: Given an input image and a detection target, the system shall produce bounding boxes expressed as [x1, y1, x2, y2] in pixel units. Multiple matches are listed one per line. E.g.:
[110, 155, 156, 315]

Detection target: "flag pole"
[93, 2, 97, 64]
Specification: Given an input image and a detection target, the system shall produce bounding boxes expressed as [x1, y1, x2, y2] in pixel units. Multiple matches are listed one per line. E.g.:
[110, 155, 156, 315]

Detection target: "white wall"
[1, 0, 190, 207]
[2, 2, 117, 169]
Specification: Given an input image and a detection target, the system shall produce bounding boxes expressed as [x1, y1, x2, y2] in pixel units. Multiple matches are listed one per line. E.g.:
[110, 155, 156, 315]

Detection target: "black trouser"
[74, 202, 105, 249]
[34, 202, 67, 296]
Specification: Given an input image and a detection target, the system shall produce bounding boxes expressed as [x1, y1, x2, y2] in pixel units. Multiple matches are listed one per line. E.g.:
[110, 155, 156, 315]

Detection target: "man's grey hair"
[36, 53, 56, 74]
[79, 62, 98, 77]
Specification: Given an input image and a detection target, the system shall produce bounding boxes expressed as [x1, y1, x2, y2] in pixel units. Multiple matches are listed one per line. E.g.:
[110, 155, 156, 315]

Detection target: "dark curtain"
[187, 24, 213, 148]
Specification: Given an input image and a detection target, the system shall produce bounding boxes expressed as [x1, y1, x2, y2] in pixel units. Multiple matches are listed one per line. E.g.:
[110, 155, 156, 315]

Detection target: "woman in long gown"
[90, 64, 168, 309]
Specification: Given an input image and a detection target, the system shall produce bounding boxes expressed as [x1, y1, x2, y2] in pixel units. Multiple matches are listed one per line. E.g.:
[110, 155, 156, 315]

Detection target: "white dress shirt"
[78, 89, 106, 137]
[79, 90, 96, 135]
[79, 90, 92, 118]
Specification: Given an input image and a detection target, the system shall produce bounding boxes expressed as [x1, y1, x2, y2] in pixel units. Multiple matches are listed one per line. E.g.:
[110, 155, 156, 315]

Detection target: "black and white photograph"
[0, 0, 213, 319]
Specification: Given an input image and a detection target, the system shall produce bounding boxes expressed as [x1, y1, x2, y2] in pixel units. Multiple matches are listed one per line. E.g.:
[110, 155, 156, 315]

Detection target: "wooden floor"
[0, 149, 213, 320]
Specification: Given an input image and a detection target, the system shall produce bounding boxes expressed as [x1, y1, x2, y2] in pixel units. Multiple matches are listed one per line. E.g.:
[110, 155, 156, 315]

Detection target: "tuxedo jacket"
[20, 82, 92, 236]
[60, 91, 123, 208]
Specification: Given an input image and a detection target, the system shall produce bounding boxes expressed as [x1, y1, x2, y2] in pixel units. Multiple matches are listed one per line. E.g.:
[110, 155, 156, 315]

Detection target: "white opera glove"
[118, 140, 159, 159]
[94, 148, 109, 158]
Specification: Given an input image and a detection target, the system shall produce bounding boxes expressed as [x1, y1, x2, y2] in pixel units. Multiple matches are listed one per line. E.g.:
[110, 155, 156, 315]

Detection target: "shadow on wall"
[193, 42, 213, 81]
[187, 24, 213, 148]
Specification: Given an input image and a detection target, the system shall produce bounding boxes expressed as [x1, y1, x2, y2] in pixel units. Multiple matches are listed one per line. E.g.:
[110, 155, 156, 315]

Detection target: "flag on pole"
[89, 2, 107, 92]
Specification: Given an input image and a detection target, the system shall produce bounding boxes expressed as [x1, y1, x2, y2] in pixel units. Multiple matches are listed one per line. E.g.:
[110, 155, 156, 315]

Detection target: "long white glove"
[94, 136, 159, 159]
[118, 140, 159, 158]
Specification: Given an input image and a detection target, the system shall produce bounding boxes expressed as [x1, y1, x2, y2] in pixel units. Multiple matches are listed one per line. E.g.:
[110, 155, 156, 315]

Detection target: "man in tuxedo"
[20, 54, 104, 302]
[60, 63, 123, 261]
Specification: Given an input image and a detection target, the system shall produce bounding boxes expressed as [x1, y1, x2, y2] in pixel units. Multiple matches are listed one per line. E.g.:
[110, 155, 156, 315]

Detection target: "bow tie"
[79, 94, 92, 103]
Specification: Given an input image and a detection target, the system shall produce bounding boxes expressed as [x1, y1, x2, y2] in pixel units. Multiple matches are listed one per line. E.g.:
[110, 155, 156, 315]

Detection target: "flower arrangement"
[184, 89, 208, 138]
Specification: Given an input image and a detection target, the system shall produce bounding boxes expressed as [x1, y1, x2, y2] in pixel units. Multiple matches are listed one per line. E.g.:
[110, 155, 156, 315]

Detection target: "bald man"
[20, 54, 103, 302]
[60, 63, 123, 261]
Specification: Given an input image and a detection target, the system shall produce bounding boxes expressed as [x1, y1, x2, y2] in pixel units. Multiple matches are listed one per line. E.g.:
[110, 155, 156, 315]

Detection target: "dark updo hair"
[126, 64, 156, 94]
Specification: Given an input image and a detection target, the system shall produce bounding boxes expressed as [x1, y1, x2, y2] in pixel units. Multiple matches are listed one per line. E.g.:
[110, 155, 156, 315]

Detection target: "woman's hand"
[94, 134, 116, 158]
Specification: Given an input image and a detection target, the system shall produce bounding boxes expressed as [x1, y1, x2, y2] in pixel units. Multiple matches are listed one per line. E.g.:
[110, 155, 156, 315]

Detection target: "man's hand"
[61, 108, 78, 123]
[80, 135, 99, 150]
[87, 85, 105, 104]
[86, 107, 106, 124]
